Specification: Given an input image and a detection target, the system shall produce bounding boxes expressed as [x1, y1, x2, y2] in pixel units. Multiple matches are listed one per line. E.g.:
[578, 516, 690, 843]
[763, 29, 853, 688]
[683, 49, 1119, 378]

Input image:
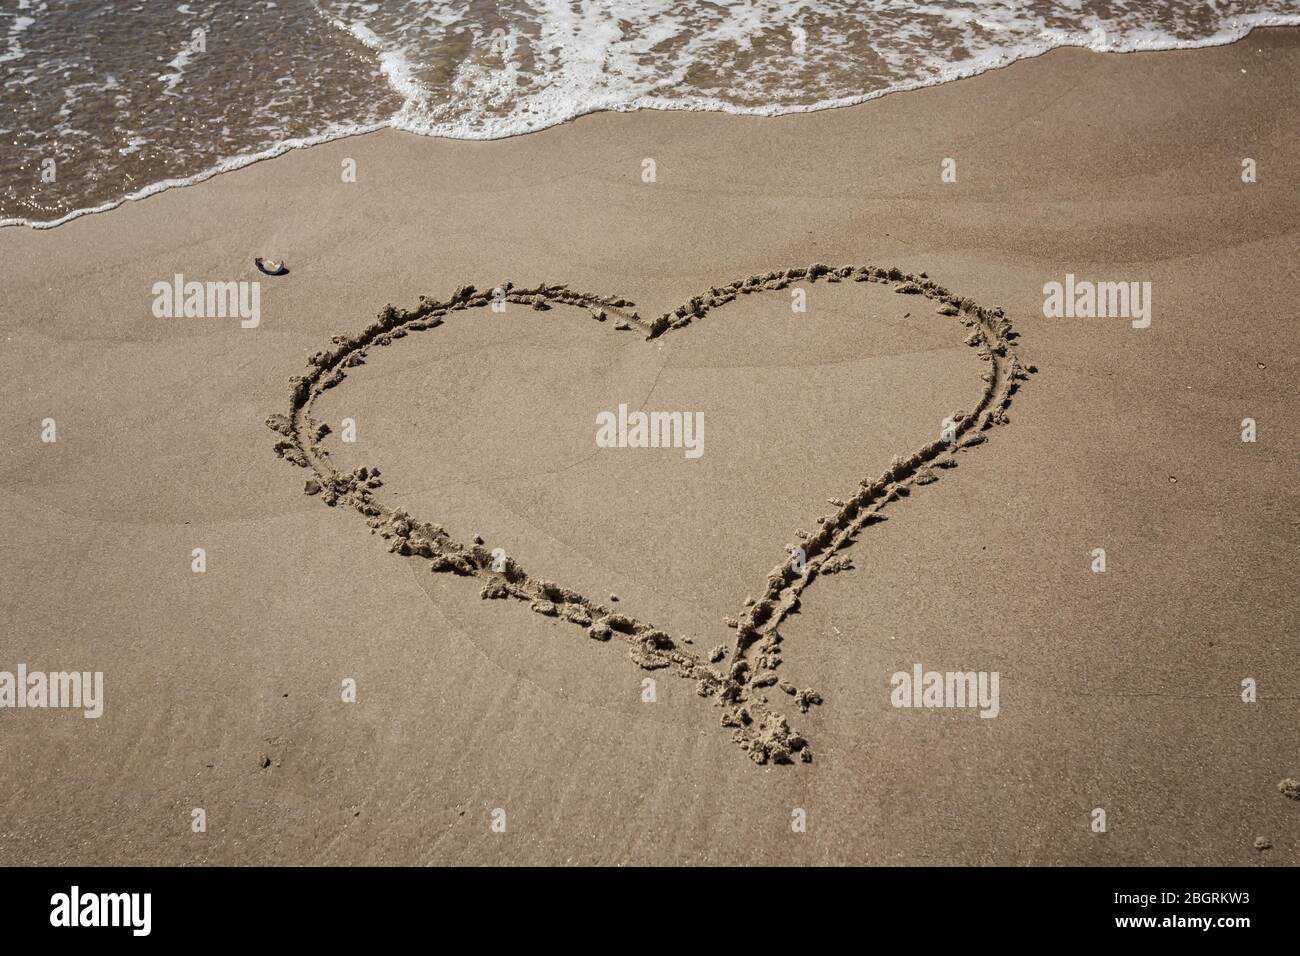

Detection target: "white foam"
[159, 45, 195, 95]
[0, 13, 36, 65]
[336, 2, 1300, 140]
[0, 121, 388, 230]
[389, 9, 1300, 140]
[343, 18, 431, 107]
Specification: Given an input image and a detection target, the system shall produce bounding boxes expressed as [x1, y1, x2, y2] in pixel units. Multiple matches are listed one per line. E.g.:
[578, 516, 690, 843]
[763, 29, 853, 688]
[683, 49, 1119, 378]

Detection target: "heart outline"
[268, 264, 1031, 765]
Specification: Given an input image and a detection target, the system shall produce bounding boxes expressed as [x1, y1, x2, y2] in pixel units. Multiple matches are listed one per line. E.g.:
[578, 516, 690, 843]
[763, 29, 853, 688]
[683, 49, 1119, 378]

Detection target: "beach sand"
[1, 29, 1297, 865]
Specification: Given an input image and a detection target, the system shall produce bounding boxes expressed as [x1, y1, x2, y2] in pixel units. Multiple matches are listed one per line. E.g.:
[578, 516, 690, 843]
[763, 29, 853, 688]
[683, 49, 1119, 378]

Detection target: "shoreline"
[6, 22, 1300, 232]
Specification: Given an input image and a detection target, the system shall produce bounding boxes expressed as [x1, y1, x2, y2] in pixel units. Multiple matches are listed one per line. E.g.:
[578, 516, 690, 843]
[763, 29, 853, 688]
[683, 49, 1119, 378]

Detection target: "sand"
[1, 29, 1297, 866]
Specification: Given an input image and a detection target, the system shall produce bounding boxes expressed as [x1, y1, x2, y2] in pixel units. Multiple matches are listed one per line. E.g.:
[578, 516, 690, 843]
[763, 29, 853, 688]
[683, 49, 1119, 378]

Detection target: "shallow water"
[3, 0, 1297, 226]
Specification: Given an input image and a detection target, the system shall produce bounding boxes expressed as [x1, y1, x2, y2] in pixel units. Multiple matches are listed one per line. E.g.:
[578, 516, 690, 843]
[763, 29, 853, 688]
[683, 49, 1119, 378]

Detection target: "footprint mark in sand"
[268, 264, 1033, 765]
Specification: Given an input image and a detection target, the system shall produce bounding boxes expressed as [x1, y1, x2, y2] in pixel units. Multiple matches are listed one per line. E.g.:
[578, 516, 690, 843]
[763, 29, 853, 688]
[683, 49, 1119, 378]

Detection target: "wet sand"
[1, 29, 1297, 865]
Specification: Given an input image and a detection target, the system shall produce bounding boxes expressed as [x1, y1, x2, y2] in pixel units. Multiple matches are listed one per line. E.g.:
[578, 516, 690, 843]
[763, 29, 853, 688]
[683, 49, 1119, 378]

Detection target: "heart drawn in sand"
[267, 264, 1032, 765]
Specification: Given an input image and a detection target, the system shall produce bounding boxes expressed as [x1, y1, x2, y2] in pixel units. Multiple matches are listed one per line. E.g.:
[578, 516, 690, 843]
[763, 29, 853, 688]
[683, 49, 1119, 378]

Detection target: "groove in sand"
[268, 264, 1033, 765]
